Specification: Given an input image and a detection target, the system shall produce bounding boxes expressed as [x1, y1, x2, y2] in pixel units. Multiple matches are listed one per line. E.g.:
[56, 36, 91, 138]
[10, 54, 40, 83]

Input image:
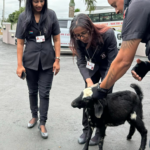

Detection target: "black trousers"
[25, 62, 54, 125]
[82, 70, 113, 135]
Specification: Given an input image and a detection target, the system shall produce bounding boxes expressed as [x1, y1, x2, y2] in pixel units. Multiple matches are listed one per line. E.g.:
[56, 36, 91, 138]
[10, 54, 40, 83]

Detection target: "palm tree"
[18, 0, 23, 9]
[83, 0, 96, 12]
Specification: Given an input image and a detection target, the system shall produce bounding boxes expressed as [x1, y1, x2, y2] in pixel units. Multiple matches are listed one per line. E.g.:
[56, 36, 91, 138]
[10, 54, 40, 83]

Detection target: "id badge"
[86, 61, 95, 70]
[36, 35, 45, 43]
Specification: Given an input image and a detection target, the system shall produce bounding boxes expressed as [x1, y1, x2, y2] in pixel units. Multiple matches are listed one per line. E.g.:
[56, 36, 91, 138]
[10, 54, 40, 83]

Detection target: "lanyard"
[86, 46, 98, 62]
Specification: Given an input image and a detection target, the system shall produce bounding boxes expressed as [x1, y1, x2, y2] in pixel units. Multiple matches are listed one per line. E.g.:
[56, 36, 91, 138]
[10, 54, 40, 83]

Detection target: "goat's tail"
[130, 83, 143, 101]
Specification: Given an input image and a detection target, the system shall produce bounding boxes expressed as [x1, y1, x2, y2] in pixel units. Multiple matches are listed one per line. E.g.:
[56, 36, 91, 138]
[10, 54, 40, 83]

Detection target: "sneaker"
[78, 132, 87, 144]
[89, 135, 99, 146]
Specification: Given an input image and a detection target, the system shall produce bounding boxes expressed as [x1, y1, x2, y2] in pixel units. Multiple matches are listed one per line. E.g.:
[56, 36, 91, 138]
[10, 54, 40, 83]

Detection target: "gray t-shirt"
[122, 0, 150, 43]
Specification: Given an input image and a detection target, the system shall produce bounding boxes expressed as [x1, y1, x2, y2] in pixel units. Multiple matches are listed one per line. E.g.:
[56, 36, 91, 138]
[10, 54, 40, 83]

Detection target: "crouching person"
[69, 14, 118, 145]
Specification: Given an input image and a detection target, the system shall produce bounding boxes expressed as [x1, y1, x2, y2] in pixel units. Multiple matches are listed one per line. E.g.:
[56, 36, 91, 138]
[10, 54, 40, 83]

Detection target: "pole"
[3, 0, 5, 21]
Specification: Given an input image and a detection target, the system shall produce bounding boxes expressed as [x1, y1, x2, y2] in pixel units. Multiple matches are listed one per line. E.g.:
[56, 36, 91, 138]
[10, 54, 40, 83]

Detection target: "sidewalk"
[0, 40, 150, 150]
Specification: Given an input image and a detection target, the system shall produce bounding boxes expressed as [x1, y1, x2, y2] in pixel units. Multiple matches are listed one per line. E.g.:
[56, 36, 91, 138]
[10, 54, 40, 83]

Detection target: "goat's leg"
[129, 117, 147, 150]
[127, 124, 136, 140]
[82, 126, 94, 150]
[98, 126, 106, 150]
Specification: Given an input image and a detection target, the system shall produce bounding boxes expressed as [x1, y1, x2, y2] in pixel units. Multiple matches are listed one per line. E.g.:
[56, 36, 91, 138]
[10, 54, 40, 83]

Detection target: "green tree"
[7, 7, 25, 25]
[75, 8, 80, 12]
[83, 0, 96, 12]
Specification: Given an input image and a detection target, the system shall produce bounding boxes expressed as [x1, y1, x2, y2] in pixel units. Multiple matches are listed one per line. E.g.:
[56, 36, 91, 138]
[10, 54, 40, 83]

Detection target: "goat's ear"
[94, 101, 103, 118]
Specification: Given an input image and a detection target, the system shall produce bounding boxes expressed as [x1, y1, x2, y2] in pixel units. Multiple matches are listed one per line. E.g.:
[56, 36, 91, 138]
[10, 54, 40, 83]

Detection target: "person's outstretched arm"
[100, 39, 141, 89]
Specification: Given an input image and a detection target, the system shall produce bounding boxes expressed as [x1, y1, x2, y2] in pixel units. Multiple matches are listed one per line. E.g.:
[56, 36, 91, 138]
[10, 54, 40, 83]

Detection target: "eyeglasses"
[74, 30, 89, 40]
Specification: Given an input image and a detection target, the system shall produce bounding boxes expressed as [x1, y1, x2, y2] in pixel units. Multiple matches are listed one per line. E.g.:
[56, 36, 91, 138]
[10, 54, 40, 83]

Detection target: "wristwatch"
[55, 57, 60, 60]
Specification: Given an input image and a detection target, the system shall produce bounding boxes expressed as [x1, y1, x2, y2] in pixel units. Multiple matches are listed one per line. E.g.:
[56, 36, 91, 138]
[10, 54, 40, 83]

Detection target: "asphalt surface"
[0, 40, 150, 150]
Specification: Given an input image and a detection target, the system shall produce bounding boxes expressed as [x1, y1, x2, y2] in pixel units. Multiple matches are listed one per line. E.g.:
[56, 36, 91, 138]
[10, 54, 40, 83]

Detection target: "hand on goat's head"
[83, 83, 108, 101]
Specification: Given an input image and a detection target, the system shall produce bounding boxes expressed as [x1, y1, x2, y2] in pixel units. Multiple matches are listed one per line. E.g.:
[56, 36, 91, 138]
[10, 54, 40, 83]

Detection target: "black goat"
[71, 83, 147, 150]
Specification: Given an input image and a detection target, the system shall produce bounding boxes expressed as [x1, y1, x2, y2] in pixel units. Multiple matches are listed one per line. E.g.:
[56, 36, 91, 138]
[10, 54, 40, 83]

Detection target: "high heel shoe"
[27, 118, 38, 128]
[38, 125, 48, 139]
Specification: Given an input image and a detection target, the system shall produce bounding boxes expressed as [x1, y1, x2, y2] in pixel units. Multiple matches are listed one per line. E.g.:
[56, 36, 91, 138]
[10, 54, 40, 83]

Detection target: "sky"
[0, 0, 110, 20]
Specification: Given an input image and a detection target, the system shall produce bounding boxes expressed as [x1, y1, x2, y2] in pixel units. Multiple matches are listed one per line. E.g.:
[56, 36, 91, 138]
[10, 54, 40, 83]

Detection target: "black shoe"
[89, 135, 99, 146]
[78, 132, 87, 144]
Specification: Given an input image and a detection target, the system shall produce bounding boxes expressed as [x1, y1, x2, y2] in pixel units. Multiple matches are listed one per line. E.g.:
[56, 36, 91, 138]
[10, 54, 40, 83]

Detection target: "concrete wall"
[2, 22, 11, 44]
[12, 23, 17, 31]
[2, 22, 16, 45]
[8, 30, 16, 45]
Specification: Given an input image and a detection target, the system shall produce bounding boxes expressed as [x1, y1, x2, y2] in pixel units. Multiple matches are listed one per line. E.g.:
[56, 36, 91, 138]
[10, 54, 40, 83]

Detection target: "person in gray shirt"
[16, 0, 60, 139]
[83, 0, 150, 147]
[69, 13, 118, 145]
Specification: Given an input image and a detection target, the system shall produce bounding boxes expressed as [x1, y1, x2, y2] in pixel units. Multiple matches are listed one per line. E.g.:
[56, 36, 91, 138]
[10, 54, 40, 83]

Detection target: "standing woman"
[16, 0, 60, 139]
[70, 14, 118, 145]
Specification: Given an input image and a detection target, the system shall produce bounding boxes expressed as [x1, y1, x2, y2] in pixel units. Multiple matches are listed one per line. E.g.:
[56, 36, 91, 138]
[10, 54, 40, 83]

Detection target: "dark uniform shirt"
[76, 28, 118, 80]
[122, 0, 150, 43]
[15, 9, 60, 70]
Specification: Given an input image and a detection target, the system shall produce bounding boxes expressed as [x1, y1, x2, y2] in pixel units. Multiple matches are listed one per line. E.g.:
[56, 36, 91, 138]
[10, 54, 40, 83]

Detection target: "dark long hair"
[70, 13, 110, 55]
[23, 0, 50, 36]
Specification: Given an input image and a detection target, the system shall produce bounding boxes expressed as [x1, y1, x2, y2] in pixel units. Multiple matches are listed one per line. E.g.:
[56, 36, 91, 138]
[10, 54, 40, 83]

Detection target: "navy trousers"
[26, 62, 54, 125]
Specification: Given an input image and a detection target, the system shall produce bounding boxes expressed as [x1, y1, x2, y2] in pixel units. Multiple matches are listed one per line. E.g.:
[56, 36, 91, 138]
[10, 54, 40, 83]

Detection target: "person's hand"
[53, 59, 60, 75]
[86, 78, 94, 87]
[83, 83, 108, 100]
[16, 65, 26, 78]
[131, 59, 142, 81]
[131, 59, 150, 81]
[92, 84, 108, 100]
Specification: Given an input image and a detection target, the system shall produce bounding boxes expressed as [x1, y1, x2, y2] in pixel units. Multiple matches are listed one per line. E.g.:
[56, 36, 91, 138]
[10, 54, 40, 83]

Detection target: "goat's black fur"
[71, 84, 147, 150]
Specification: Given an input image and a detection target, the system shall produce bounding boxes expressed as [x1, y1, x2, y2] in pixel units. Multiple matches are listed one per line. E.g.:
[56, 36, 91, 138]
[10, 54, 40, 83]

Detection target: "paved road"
[0, 41, 150, 150]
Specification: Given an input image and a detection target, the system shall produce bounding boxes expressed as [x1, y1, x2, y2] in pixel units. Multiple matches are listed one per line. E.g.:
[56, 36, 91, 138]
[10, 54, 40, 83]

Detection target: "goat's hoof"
[127, 135, 132, 140]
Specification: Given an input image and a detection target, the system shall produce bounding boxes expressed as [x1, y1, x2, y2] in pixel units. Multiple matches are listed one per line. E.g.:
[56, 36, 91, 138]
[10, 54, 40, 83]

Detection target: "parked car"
[113, 30, 122, 50]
